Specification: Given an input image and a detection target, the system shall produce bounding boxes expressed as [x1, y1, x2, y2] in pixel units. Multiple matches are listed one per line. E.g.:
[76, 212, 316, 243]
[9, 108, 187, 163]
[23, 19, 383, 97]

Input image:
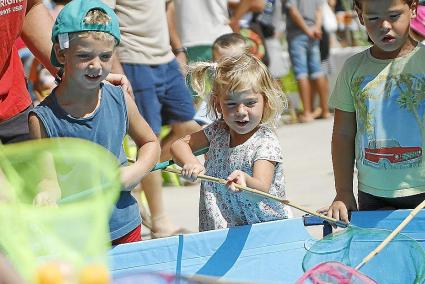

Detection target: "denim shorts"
[123, 59, 195, 134]
[287, 34, 323, 80]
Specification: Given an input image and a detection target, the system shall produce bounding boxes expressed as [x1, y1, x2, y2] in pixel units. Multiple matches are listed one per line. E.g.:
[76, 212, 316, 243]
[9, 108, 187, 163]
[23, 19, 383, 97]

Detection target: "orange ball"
[36, 262, 63, 284]
[79, 264, 110, 284]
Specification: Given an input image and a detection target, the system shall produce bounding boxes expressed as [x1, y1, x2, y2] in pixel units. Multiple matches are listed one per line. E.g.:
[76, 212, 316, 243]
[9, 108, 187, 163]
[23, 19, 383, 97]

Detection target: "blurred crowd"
[16, 0, 372, 121]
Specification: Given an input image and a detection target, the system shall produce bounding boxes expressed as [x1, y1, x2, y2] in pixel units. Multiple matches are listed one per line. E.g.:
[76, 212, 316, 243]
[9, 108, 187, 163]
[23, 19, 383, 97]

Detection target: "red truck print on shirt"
[364, 139, 422, 169]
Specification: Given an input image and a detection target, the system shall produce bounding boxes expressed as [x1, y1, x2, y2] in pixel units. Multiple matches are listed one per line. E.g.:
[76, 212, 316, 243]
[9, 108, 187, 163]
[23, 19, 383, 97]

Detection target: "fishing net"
[299, 226, 425, 284]
[297, 262, 377, 284]
[0, 138, 121, 283]
[113, 271, 207, 284]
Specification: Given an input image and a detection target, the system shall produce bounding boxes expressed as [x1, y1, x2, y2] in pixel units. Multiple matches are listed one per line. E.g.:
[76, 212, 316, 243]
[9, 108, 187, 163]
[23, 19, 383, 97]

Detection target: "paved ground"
[151, 117, 343, 239]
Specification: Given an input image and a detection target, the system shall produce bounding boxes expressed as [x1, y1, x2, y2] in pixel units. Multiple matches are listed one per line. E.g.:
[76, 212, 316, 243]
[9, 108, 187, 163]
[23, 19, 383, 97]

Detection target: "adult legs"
[123, 60, 200, 237]
[141, 120, 200, 237]
[296, 77, 314, 122]
[311, 75, 331, 118]
[308, 38, 330, 119]
[287, 34, 314, 122]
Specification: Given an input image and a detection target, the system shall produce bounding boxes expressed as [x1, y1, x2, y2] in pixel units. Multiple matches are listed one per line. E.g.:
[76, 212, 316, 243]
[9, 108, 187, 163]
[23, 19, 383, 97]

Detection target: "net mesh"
[113, 271, 203, 284]
[301, 226, 425, 284]
[0, 138, 121, 282]
[296, 262, 377, 284]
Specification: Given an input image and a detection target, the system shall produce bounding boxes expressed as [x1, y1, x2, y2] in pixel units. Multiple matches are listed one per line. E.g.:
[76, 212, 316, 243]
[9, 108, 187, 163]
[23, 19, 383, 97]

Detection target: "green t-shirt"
[330, 45, 425, 198]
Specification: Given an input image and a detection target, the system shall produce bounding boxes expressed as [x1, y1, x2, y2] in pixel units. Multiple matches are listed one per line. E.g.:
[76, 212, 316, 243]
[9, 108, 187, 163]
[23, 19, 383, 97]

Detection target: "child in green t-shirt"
[325, 0, 425, 222]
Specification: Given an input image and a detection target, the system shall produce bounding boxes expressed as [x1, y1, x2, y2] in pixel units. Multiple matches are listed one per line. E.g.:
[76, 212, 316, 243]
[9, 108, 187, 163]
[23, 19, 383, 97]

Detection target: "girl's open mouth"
[236, 121, 249, 127]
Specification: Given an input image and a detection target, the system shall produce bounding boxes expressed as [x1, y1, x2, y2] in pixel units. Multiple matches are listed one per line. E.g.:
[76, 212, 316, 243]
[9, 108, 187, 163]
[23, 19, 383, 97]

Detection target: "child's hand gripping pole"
[163, 166, 348, 229]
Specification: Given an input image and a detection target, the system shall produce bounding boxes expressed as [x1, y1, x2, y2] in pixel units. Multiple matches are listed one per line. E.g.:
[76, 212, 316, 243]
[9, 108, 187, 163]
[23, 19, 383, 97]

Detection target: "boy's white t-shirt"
[330, 45, 425, 198]
[172, 0, 233, 47]
[102, 0, 174, 65]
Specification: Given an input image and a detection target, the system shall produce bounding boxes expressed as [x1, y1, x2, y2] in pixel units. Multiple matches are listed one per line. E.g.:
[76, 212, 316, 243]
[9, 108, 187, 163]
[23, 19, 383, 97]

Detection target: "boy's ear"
[53, 43, 66, 66]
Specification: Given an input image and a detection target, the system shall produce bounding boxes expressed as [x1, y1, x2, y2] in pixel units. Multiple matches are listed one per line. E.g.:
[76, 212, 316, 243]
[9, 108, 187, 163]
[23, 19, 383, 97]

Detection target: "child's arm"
[0, 253, 25, 284]
[29, 113, 48, 139]
[326, 109, 358, 222]
[171, 131, 209, 182]
[226, 160, 275, 193]
[121, 94, 160, 190]
[28, 116, 62, 206]
[32, 153, 61, 207]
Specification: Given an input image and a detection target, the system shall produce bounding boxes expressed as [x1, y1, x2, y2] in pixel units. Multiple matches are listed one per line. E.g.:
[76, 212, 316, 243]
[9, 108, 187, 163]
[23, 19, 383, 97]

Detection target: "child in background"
[171, 53, 291, 231]
[212, 33, 248, 61]
[194, 33, 248, 126]
[28, 0, 160, 244]
[325, 0, 425, 223]
[410, 4, 425, 43]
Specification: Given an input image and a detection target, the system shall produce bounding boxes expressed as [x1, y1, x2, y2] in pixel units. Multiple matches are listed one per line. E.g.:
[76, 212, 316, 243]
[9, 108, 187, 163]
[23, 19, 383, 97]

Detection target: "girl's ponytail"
[189, 62, 215, 98]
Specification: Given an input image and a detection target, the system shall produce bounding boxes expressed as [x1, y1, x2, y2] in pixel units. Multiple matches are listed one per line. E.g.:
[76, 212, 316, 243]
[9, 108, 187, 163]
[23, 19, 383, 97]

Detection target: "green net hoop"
[302, 226, 425, 283]
[0, 138, 121, 282]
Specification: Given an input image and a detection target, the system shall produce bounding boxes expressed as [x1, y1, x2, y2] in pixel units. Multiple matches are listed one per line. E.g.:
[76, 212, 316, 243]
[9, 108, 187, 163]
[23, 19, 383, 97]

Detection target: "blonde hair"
[70, 9, 116, 44]
[190, 53, 287, 127]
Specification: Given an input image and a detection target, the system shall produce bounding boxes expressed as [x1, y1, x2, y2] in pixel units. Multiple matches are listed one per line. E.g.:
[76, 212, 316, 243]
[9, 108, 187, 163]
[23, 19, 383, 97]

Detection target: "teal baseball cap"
[50, 0, 121, 67]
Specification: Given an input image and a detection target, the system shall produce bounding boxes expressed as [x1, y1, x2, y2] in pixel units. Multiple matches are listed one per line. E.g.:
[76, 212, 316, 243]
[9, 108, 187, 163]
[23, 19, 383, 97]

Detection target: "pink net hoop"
[296, 262, 377, 284]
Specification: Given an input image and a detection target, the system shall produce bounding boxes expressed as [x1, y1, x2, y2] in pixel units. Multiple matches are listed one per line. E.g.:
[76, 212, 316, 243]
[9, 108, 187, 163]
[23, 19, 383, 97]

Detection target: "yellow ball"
[36, 262, 63, 284]
[79, 264, 110, 284]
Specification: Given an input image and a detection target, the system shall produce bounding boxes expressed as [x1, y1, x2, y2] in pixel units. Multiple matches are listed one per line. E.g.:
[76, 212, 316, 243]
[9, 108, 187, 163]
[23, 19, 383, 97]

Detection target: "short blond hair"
[190, 53, 287, 127]
[70, 9, 116, 44]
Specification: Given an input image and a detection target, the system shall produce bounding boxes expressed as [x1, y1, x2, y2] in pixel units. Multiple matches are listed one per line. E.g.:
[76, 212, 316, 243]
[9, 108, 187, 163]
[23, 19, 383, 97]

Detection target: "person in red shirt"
[0, 0, 54, 143]
[0, 0, 132, 144]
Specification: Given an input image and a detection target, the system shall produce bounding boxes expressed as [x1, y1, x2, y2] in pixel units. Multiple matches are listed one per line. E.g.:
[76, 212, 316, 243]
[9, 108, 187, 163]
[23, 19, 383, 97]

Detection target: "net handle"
[355, 199, 425, 270]
[128, 147, 209, 171]
[163, 166, 348, 228]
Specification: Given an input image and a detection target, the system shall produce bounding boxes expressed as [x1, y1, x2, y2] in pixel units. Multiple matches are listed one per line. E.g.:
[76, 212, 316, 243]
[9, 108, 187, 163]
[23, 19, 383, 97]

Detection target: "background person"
[283, 0, 331, 123]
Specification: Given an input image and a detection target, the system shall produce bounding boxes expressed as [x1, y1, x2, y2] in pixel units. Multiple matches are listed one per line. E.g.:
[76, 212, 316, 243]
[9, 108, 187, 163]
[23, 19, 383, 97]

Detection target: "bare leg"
[143, 120, 201, 237]
[309, 83, 323, 119]
[297, 77, 314, 122]
[141, 171, 174, 235]
[312, 75, 331, 118]
[131, 185, 152, 229]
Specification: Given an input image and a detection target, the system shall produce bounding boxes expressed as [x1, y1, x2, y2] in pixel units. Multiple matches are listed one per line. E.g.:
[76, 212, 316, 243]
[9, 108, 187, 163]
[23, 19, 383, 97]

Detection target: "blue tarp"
[109, 210, 425, 283]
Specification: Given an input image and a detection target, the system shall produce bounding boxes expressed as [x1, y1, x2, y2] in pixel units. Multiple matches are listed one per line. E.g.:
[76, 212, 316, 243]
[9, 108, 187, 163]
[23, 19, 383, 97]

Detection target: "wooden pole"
[163, 167, 348, 228]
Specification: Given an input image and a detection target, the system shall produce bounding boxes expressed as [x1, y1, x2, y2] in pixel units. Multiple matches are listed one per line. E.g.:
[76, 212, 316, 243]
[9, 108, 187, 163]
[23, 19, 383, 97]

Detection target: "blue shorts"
[123, 59, 195, 135]
[287, 34, 323, 80]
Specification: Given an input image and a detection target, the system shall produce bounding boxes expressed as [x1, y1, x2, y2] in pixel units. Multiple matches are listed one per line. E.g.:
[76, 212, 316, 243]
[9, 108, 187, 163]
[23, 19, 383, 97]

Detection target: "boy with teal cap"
[28, 0, 160, 244]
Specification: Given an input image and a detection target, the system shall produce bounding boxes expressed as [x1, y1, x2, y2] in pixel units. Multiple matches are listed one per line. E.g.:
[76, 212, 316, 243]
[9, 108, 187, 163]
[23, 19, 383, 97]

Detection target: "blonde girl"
[171, 53, 291, 231]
